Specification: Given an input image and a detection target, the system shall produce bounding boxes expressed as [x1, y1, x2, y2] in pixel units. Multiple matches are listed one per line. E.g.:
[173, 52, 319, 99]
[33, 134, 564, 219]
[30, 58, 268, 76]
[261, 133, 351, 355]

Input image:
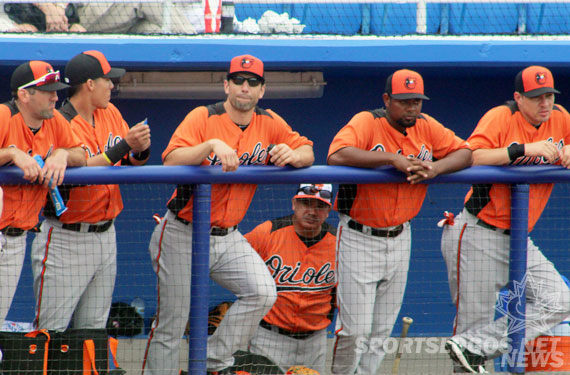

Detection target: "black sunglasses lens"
[246, 78, 261, 87]
[232, 76, 262, 87]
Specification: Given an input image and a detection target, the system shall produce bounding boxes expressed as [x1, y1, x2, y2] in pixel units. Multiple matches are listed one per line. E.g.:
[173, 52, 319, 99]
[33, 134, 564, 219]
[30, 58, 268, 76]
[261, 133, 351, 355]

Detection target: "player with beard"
[327, 69, 472, 375]
[142, 54, 314, 375]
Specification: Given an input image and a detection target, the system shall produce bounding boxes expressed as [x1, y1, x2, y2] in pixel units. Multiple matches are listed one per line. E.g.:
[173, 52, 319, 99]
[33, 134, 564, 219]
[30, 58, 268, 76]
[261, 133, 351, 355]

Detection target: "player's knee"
[256, 282, 277, 309]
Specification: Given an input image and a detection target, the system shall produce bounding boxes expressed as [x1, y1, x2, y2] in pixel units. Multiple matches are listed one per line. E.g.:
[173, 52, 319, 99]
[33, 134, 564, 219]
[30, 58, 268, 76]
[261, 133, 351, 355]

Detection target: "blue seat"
[448, 4, 519, 34]
[526, 4, 570, 34]
[299, 4, 364, 34]
[369, 3, 442, 35]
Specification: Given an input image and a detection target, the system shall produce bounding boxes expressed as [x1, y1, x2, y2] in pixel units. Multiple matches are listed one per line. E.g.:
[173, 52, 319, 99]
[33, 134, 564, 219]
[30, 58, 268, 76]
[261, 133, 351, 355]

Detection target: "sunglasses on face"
[297, 185, 332, 200]
[230, 75, 263, 87]
[18, 71, 61, 90]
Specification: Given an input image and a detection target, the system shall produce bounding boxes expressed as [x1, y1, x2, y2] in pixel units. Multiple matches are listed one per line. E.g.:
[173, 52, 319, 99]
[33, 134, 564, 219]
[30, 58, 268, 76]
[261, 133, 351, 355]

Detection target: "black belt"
[174, 215, 237, 236]
[348, 219, 403, 238]
[1, 227, 25, 237]
[476, 219, 511, 236]
[259, 320, 316, 340]
[61, 220, 113, 233]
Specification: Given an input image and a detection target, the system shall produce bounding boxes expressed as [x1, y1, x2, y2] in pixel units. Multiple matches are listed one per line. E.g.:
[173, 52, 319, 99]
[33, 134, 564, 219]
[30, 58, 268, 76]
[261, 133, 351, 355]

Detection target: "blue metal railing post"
[188, 183, 211, 374]
[507, 184, 529, 374]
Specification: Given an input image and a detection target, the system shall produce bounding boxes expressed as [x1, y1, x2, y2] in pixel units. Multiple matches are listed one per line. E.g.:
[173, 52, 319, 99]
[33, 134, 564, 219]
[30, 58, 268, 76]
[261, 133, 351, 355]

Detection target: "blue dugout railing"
[2, 164, 570, 374]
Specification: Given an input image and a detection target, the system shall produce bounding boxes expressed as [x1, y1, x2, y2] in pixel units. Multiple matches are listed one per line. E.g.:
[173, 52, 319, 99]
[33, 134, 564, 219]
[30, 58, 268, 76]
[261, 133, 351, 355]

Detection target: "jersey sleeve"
[467, 106, 511, 150]
[244, 221, 272, 259]
[553, 104, 570, 145]
[265, 110, 313, 150]
[54, 112, 83, 149]
[162, 107, 208, 161]
[424, 114, 470, 159]
[0, 105, 11, 147]
[328, 111, 374, 157]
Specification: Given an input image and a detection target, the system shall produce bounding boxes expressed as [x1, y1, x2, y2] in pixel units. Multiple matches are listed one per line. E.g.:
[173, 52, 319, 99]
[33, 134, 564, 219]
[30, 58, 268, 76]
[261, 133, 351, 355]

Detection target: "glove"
[286, 366, 320, 375]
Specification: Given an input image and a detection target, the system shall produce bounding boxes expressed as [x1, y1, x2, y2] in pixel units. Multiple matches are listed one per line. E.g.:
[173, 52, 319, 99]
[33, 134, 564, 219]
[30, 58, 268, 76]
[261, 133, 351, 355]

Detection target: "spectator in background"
[0, 60, 85, 327]
[244, 184, 336, 374]
[75, 2, 198, 34]
[3, 2, 85, 32]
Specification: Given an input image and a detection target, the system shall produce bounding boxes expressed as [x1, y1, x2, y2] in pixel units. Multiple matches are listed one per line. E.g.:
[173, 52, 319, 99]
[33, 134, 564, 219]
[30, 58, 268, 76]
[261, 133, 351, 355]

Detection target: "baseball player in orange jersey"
[142, 54, 314, 375]
[327, 69, 472, 375]
[30, 51, 151, 332]
[0, 60, 85, 327]
[442, 66, 570, 373]
[244, 184, 336, 374]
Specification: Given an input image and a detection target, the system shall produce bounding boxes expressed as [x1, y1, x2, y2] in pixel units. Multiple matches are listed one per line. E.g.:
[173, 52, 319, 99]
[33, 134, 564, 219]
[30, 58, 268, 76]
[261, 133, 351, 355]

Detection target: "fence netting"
[2, 1, 570, 37]
[1, 180, 569, 374]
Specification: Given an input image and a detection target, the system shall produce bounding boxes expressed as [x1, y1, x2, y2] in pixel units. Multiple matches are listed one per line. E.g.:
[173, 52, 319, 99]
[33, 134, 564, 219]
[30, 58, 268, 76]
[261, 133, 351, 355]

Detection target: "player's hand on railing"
[209, 139, 239, 172]
[525, 140, 559, 164]
[125, 122, 151, 153]
[42, 149, 69, 189]
[404, 156, 436, 184]
[558, 145, 570, 168]
[267, 143, 302, 167]
[11, 148, 42, 183]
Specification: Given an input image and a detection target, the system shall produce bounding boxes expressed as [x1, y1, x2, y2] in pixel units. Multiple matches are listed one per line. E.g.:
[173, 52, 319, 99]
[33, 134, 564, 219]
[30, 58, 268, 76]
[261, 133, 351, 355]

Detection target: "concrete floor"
[116, 338, 570, 374]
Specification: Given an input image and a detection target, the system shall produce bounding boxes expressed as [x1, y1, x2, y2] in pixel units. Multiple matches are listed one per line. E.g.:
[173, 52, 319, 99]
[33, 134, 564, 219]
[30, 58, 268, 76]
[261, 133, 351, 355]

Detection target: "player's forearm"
[0, 148, 19, 166]
[290, 145, 314, 168]
[433, 148, 472, 174]
[472, 148, 510, 166]
[327, 146, 398, 168]
[163, 142, 215, 166]
[62, 147, 87, 167]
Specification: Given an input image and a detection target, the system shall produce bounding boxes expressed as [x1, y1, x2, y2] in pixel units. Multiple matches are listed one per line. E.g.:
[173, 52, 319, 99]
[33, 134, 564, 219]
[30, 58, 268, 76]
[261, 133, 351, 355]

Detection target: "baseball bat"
[33, 155, 67, 216]
[391, 316, 413, 375]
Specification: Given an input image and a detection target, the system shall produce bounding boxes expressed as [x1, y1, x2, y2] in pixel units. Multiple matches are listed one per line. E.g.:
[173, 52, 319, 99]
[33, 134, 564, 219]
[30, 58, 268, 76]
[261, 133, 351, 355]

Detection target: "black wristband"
[131, 147, 150, 161]
[105, 139, 132, 164]
[507, 143, 525, 161]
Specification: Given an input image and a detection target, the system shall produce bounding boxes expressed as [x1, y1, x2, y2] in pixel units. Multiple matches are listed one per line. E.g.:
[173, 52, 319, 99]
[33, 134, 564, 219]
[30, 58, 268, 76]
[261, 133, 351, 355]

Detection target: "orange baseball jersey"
[163, 102, 313, 228]
[245, 215, 336, 332]
[328, 108, 469, 228]
[43, 101, 129, 223]
[465, 101, 570, 231]
[0, 100, 83, 230]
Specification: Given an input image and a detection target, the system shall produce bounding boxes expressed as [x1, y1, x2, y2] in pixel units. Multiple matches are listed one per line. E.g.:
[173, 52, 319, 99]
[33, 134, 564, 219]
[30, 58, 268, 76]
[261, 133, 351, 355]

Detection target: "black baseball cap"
[65, 50, 126, 86]
[515, 65, 560, 98]
[11, 60, 69, 92]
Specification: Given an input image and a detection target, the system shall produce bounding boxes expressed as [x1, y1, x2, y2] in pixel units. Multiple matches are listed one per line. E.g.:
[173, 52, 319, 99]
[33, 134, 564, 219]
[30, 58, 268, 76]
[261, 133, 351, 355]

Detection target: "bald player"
[31, 50, 150, 332]
[142, 54, 314, 375]
[441, 66, 570, 374]
[245, 184, 336, 374]
[328, 69, 472, 375]
[0, 60, 85, 327]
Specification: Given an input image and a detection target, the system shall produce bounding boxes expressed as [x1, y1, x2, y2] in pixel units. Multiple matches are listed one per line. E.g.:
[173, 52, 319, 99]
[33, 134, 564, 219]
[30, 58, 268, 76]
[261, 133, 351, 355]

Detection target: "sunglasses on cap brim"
[297, 186, 332, 200]
[229, 75, 264, 87]
[18, 71, 61, 90]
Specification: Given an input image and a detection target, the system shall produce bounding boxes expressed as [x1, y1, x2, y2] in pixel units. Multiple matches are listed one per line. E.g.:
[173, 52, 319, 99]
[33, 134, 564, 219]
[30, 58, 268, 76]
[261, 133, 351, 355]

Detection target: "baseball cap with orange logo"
[228, 54, 264, 80]
[64, 50, 126, 86]
[293, 183, 333, 206]
[385, 69, 430, 100]
[11, 60, 69, 92]
[515, 66, 560, 98]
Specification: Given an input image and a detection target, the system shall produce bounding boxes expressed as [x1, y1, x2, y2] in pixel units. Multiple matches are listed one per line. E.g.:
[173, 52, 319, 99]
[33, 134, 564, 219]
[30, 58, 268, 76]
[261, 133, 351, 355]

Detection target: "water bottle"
[131, 297, 145, 318]
[221, 0, 235, 33]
